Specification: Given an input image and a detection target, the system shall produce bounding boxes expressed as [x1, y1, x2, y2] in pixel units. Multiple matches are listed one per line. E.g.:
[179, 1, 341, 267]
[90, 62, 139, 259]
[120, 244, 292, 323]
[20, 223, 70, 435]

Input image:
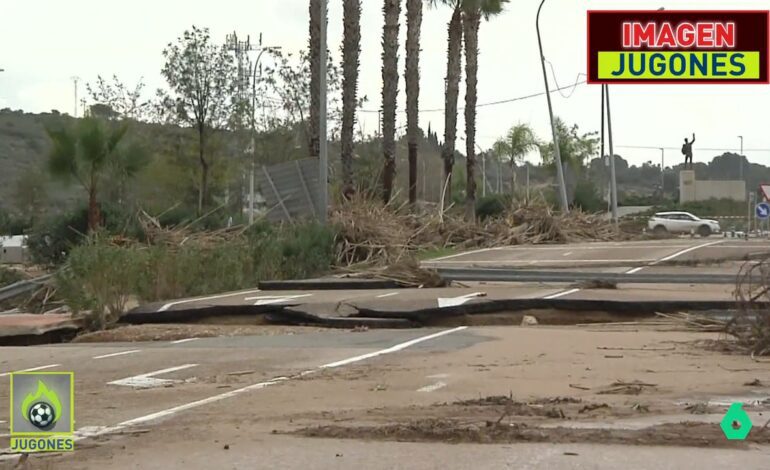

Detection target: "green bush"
[475, 194, 507, 221]
[26, 204, 139, 266]
[57, 222, 337, 324]
[573, 179, 605, 213]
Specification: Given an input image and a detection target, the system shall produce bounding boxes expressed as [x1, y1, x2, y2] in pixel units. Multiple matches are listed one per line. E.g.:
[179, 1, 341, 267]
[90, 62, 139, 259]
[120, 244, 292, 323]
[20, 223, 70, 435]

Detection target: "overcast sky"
[1, 0, 769, 167]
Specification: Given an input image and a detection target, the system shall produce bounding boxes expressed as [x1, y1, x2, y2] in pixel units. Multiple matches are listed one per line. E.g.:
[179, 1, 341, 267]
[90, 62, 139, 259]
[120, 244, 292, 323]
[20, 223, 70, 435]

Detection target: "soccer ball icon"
[28, 402, 55, 429]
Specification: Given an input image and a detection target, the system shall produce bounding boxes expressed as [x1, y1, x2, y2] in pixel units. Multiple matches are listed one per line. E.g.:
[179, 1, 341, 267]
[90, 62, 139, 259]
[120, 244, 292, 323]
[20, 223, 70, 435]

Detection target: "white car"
[648, 211, 721, 237]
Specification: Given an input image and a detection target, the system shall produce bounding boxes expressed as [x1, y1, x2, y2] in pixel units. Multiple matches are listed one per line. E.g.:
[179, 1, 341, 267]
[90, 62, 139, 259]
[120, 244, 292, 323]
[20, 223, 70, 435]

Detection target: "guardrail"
[0, 274, 53, 303]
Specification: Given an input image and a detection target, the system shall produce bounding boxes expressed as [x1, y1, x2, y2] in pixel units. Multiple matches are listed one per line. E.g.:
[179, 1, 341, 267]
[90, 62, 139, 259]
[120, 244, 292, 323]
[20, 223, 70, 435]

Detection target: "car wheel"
[698, 225, 712, 237]
[653, 225, 668, 236]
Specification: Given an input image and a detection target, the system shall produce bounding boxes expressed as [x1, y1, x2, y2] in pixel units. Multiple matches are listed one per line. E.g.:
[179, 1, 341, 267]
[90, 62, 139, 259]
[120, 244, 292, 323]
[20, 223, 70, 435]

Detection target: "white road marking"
[319, 327, 467, 369]
[0, 326, 469, 460]
[108, 364, 198, 389]
[427, 373, 449, 379]
[543, 288, 581, 300]
[245, 294, 313, 305]
[562, 252, 573, 257]
[376, 292, 399, 298]
[417, 381, 447, 393]
[0, 364, 60, 378]
[625, 240, 724, 274]
[93, 350, 141, 360]
[429, 247, 501, 262]
[171, 338, 199, 345]
[437, 292, 486, 308]
[430, 259, 656, 265]
[158, 288, 262, 312]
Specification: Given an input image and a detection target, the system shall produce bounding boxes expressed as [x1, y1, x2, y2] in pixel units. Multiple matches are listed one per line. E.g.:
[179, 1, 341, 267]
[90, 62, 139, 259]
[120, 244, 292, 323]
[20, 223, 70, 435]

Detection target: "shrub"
[57, 222, 337, 324]
[573, 179, 605, 213]
[26, 204, 138, 265]
[475, 194, 508, 221]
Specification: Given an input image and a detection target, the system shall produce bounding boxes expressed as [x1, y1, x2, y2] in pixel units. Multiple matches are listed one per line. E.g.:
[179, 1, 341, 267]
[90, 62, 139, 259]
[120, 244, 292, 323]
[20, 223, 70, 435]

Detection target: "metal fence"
[255, 158, 320, 223]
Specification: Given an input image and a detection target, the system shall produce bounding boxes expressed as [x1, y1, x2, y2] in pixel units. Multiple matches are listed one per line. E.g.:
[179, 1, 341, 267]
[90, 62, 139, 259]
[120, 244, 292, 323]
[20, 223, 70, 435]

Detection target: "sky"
[1, 0, 769, 168]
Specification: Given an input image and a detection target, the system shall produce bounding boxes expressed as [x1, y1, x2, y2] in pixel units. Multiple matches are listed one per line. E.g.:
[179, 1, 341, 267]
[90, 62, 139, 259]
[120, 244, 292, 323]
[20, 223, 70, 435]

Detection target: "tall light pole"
[604, 84, 618, 223]
[318, 0, 329, 224]
[660, 147, 665, 195]
[70, 76, 80, 118]
[247, 38, 281, 224]
[536, 0, 569, 213]
[738, 135, 744, 181]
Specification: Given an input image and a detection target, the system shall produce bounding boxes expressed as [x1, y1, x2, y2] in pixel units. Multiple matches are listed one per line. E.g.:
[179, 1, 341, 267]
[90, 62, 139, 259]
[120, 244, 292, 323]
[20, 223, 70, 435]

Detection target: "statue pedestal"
[679, 170, 696, 203]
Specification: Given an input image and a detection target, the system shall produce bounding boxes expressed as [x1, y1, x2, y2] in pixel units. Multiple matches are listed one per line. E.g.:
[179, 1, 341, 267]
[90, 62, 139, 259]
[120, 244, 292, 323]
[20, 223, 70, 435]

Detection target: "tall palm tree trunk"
[405, 0, 423, 206]
[308, 0, 322, 159]
[341, 0, 361, 197]
[381, 0, 402, 203]
[442, 5, 462, 206]
[463, 9, 481, 220]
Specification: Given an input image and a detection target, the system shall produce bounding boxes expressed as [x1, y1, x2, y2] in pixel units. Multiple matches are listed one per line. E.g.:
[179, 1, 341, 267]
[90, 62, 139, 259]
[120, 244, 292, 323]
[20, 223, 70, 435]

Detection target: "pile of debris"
[331, 197, 629, 267]
[135, 210, 246, 249]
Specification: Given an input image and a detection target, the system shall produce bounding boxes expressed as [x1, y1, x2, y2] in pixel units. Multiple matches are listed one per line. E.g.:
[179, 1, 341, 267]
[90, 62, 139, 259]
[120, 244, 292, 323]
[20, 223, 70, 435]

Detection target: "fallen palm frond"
[654, 312, 727, 332]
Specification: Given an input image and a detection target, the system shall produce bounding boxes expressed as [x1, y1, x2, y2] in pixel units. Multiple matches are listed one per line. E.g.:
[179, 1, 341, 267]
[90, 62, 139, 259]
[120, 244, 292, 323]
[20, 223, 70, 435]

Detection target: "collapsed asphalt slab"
[0, 313, 80, 346]
[119, 297, 761, 329]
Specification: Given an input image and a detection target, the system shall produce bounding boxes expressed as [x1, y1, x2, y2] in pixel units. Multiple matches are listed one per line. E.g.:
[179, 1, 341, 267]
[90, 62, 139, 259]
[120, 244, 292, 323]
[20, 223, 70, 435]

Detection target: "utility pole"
[536, 0, 568, 213]
[660, 148, 665, 195]
[318, 0, 329, 224]
[738, 135, 744, 181]
[604, 84, 618, 224]
[70, 76, 80, 118]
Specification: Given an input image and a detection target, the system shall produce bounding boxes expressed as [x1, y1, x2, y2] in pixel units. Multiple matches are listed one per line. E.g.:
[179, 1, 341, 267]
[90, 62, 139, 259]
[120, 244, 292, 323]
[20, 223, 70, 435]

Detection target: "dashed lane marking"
[417, 381, 448, 392]
[93, 350, 141, 360]
[0, 364, 61, 378]
[171, 338, 199, 345]
[543, 288, 581, 300]
[376, 292, 399, 298]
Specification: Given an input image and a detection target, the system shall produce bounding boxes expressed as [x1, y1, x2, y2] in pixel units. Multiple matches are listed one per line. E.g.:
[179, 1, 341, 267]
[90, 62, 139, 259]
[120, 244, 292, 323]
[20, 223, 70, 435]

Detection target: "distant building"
[0, 235, 27, 264]
[679, 170, 746, 203]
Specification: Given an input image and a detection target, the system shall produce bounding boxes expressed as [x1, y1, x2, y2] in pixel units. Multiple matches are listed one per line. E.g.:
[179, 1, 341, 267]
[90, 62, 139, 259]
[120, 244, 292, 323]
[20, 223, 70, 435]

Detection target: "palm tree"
[381, 0, 402, 203]
[308, 0, 323, 160]
[405, 0, 423, 205]
[429, 0, 463, 206]
[493, 123, 538, 194]
[462, 0, 508, 220]
[46, 117, 147, 231]
[341, 0, 362, 197]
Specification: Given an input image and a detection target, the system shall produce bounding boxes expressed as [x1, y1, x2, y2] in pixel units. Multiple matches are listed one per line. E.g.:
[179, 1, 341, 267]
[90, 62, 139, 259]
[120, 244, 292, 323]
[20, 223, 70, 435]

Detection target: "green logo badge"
[9, 372, 75, 453]
[720, 402, 752, 440]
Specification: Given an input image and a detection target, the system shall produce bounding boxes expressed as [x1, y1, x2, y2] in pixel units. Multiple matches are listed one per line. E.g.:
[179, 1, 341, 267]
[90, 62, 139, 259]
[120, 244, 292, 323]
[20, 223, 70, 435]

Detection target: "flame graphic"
[21, 381, 62, 424]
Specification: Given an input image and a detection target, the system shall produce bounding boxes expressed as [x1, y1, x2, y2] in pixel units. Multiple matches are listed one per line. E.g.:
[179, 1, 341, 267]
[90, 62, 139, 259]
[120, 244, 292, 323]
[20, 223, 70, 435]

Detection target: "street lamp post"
[536, 0, 569, 213]
[738, 135, 744, 181]
[604, 84, 618, 224]
[319, 0, 329, 224]
[660, 147, 665, 195]
[247, 43, 281, 224]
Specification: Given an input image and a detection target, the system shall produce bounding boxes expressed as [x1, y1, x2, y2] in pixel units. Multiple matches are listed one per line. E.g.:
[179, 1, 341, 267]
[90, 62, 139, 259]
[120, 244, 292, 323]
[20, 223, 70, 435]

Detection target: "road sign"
[756, 202, 770, 220]
[760, 184, 770, 201]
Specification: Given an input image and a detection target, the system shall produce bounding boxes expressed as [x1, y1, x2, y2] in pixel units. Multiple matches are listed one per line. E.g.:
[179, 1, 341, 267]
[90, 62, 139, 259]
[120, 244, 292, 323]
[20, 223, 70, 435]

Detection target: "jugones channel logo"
[10, 372, 75, 453]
